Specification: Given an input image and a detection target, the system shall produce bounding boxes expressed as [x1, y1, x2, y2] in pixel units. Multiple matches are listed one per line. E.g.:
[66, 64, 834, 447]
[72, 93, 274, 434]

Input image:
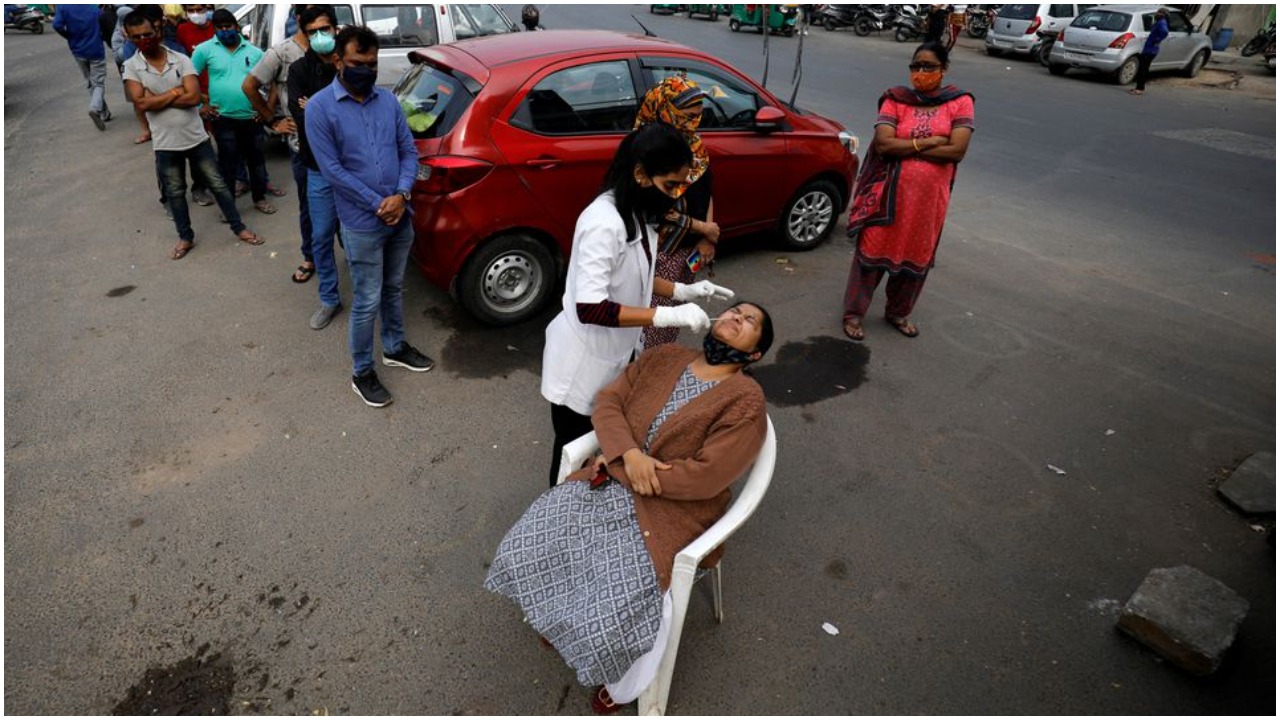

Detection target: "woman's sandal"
[590, 686, 624, 715]
[266, 183, 288, 197]
[842, 317, 865, 342]
[886, 315, 919, 338]
[291, 264, 315, 283]
[254, 200, 277, 215]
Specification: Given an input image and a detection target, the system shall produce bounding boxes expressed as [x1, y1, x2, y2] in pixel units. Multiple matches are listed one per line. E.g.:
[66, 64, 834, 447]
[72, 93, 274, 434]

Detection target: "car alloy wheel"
[1116, 55, 1139, 85]
[781, 181, 838, 250]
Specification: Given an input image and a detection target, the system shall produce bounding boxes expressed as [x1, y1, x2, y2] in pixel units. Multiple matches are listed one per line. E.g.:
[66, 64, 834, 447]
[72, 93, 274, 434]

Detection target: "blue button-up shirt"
[306, 78, 418, 232]
[53, 5, 105, 61]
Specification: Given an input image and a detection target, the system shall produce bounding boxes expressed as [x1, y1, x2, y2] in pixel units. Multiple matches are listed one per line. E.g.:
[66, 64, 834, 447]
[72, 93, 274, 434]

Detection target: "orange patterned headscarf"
[634, 76, 710, 185]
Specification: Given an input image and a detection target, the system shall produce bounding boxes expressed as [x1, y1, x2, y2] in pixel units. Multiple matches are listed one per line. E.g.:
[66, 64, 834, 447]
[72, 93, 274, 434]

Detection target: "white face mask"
[188, 11, 209, 26]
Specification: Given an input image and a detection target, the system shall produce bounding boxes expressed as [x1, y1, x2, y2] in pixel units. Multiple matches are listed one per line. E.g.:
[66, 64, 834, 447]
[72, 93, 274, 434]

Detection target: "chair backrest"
[677, 415, 776, 562]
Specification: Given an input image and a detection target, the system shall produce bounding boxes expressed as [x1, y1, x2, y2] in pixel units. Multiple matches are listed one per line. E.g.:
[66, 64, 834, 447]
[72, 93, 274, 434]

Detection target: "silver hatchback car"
[1047, 5, 1212, 84]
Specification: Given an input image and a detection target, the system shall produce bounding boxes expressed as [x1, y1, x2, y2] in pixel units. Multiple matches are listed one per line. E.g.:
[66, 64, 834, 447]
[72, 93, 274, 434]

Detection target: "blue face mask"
[215, 28, 240, 47]
[309, 30, 335, 55]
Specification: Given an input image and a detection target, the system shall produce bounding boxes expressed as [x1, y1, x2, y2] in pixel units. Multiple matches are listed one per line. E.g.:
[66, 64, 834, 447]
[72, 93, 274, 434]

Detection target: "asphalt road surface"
[5, 6, 1275, 715]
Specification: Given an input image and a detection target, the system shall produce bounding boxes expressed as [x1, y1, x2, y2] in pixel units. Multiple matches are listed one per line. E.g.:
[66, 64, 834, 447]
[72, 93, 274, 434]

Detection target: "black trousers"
[549, 403, 595, 488]
[1134, 53, 1155, 91]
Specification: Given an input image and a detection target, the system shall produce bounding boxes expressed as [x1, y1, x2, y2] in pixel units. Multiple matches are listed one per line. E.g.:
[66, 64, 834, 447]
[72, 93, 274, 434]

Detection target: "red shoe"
[591, 686, 624, 715]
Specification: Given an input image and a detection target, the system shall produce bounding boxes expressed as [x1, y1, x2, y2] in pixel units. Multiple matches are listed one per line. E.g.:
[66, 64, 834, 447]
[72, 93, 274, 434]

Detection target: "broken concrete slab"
[1218, 452, 1276, 514]
[1117, 565, 1250, 676]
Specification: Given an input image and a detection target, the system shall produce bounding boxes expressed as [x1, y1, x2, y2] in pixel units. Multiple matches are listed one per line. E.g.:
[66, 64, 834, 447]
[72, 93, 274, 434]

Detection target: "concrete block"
[1218, 451, 1276, 514]
[1117, 565, 1249, 675]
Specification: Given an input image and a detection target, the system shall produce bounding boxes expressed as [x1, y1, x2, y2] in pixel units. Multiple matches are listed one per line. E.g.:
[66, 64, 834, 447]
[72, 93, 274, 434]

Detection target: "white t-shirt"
[541, 192, 658, 416]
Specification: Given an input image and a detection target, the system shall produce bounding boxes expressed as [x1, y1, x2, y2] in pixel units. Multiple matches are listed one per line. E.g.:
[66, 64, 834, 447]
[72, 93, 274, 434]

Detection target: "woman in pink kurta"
[842, 42, 974, 341]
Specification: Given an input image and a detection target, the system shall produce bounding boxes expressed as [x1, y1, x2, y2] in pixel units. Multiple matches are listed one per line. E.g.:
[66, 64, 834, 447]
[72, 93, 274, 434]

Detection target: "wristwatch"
[398, 190, 411, 202]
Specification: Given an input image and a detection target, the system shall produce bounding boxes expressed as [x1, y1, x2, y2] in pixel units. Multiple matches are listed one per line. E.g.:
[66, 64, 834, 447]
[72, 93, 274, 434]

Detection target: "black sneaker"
[351, 371, 392, 408]
[382, 343, 435, 373]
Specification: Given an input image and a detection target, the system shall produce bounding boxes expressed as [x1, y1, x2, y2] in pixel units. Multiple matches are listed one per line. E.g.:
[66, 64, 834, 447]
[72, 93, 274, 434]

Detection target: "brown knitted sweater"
[567, 344, 767, 591]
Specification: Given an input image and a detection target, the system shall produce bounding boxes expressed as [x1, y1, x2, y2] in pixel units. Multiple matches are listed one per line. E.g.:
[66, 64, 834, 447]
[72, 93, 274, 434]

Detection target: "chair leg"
[712, 563, 723, 623]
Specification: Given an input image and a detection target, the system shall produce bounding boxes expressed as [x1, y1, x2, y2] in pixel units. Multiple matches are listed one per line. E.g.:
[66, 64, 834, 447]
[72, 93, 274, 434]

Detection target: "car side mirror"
[753, 106, 786, 133]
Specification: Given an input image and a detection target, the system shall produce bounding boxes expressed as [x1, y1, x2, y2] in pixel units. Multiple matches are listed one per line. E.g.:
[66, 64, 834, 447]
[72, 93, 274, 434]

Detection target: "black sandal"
[291, 265, 315, 283]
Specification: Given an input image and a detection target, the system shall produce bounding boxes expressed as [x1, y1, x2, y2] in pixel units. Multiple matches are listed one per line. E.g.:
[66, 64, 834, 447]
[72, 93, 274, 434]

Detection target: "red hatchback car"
[394, 30, 859, 325]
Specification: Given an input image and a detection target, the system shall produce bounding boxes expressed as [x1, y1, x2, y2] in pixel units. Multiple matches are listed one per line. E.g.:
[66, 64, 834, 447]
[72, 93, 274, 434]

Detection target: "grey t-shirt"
[250, 36, 306, 112]
[122, 49, 208, 152]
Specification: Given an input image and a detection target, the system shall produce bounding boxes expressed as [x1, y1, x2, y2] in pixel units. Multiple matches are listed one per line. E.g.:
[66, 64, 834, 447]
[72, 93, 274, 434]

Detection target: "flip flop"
[254, 200, 277, 215]
[237, 230, 265, 246]
[266, 183, 288, 197]
[842, 317, 865, 342]
[886, 315, 919, 338]
[171, 241, 194, 260]
[291, 265, 315, 283]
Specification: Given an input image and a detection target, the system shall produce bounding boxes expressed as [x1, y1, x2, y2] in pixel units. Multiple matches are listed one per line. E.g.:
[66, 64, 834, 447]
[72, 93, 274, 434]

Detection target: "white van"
[232, 3, 518, 85]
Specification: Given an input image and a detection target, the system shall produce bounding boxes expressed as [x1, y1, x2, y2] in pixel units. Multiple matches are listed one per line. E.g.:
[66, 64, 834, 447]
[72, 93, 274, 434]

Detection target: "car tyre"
[458, 233, 556, 326]
[1115, 55, 1139, 84]
[1048, 62, 1068, 75]
[1182, 49, 1209, 78]
[779, 180, 840, 250]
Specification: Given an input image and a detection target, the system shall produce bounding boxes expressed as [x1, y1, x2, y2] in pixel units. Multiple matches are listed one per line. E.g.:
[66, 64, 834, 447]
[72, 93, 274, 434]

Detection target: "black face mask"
[702, 332, 757, 366]
[341, 64, 377, 96]
[638, 185, 677, 219]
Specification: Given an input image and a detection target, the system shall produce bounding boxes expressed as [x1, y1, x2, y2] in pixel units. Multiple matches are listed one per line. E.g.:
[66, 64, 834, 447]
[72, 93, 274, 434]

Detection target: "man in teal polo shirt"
[192, 9, 274, 215]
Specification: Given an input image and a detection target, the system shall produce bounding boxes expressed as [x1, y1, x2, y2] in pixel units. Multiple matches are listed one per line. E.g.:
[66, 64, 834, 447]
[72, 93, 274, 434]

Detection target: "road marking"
[1153, 128, 1275, 160]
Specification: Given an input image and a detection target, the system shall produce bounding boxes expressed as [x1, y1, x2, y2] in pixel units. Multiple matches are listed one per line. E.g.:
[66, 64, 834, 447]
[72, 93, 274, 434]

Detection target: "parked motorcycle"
[820, 4, 859, 31]
[1034, 27, 1057, 67]
[3, 4, 44, 34]
[965, 5, 996, 39]
[1240, 22, 1275, 57]
[851, 5, 896, 36]
[893, 5, 924, 43]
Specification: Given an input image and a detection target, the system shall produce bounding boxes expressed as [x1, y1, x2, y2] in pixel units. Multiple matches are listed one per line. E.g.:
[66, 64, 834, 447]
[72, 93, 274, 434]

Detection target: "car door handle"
[525, 156, 561, 169]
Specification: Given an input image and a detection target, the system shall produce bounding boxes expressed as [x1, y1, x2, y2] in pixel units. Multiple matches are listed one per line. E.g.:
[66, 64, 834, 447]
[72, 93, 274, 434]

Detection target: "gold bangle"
[912, 138, 922, 153]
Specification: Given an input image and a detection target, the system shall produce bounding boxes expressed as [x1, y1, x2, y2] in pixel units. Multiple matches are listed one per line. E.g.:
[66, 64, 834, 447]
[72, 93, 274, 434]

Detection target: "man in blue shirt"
[53, 4, 111, 131]
[307, 25, 434, 408]
[1130, 8, 1169, 96]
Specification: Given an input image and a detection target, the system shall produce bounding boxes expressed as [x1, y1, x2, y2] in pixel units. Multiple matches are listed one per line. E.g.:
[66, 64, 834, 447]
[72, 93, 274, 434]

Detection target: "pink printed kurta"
[857, 95, 975, 274]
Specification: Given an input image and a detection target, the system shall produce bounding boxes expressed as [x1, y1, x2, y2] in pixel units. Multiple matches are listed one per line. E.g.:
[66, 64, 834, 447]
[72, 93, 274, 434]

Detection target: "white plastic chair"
[557, 415, 777, 716]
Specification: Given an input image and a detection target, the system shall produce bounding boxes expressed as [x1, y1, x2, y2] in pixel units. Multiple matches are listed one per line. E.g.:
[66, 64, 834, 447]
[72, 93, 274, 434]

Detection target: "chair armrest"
[556, 430, 600, 486]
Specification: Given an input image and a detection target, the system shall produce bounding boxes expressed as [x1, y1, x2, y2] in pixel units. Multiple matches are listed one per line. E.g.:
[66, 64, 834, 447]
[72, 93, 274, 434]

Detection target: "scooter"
[849, 5, 896, 37]
[965, 5, 995, 39]
[820, 4, 860, 32]
[3, 4, 44, 34]
[893, 5, 924, 43]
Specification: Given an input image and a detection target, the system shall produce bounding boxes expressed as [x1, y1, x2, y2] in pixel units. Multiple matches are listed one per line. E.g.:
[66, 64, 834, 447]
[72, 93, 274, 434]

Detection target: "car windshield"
[363, 4, 440, 47]
[1071, 10, 1131, 32]
[395, 63, 474, 139]
[998, 4, 1039, 20]
[452, 4, 513, 38]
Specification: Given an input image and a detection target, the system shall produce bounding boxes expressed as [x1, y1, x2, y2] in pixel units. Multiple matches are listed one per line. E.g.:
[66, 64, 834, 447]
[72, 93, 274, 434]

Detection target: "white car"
[986, 3, 1083, 57]
[233, 3, 518, 85]
[1048, 5, 1213, 84]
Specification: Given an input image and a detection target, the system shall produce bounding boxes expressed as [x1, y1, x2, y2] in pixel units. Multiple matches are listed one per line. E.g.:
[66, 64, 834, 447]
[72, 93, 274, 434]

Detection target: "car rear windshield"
[998, 5, 1039, 20]
[1070, 10, 1131, 32]
[394, 63, 475, 140]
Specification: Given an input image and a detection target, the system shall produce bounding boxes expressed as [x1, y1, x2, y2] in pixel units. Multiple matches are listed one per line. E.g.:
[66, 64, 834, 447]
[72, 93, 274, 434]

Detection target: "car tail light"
[1108, 32, 1135, 49]
[1057, 30, 1065, 41]
[1025, 15, 1041, 34]
[415, 156, 494, 195]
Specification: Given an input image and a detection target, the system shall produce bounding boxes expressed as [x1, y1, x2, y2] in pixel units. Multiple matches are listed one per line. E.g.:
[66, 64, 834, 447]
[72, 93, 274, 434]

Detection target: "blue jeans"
[343, 219, 414, 376]
[155, 139, 246, 242]
[291, 149, 313, 261]
[211, 117, 267, 202]
[74, 56, 107, 115]
[307, 169, 342, 309]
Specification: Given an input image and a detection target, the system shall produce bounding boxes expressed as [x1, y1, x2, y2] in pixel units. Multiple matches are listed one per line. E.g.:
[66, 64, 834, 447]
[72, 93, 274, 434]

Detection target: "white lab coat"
[541, 192, 658, 416]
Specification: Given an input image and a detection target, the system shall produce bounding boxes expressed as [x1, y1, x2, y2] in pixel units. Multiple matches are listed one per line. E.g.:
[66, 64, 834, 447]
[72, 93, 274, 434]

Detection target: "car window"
[334, 5, 355, 27]
[1071, 10, 1131, 32]
[511, 60, 638, 135]
[641, 61, 762, 130]
[1165, 12, 1191, 33]
[362, 4, 440, 47]
[250, 4, 273, 50]
[459, 5, 514, 36]
[1048, 5, 1073, 18]
[449, 4, 477, 38]
[395, 63, 473, 138]
[998, 5, 1038, 20]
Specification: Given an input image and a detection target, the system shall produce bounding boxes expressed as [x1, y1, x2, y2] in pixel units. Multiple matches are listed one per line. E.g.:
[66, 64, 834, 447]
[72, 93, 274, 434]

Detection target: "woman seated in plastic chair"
[485, 301, 775, 714]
